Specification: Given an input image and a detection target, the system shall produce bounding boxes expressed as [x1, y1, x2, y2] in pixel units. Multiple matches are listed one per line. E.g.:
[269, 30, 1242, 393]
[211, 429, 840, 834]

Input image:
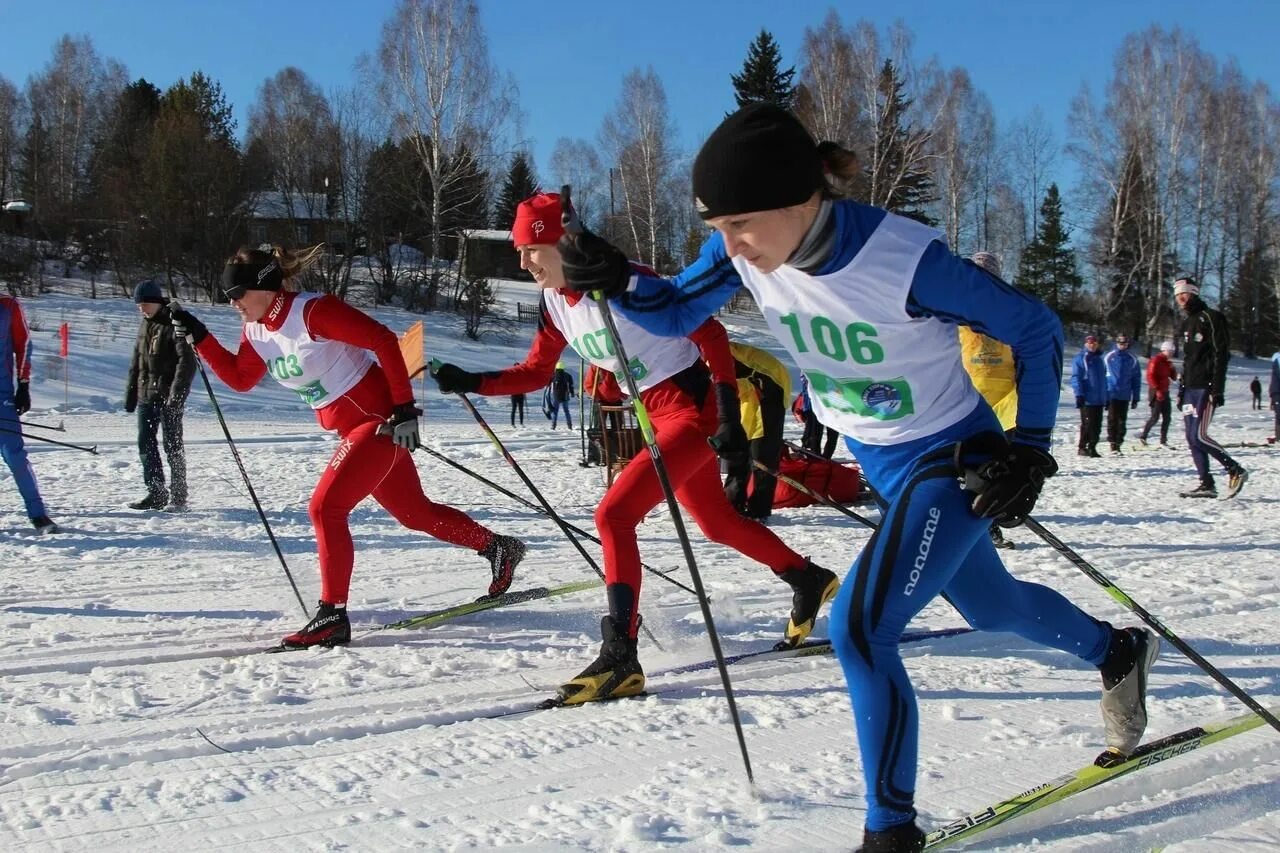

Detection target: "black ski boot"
[556, 615, 645, 706]
[774, 560, 840, 651]
[30, 515, 58, 535]
[989, 523, 1014, 550]
[128, 490, 169, 511]
[1179, 480, 1217, 499]
[281, 601, 351, 649]
[478, 535, 526, 600]
[856, 821, 925, 852]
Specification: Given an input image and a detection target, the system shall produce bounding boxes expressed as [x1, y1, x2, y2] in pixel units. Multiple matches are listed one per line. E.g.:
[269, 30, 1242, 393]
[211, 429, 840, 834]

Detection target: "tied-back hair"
[816, 140, 862, 200]
[228, 244, 326, 291]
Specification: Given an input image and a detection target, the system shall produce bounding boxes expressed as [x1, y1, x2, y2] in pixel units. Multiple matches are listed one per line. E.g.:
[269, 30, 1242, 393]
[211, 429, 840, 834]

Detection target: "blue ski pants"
[830, 422, 1111, 831]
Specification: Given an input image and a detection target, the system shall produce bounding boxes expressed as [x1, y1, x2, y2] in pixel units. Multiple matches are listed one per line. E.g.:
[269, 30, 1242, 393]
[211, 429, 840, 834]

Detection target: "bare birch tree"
[373, 0, 515, 308]
[22, 35, 125, 239]
[599, 67, 677, 268]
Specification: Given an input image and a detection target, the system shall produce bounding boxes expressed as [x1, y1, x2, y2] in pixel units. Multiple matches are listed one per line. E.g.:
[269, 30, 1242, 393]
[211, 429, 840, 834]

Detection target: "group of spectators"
[1070, 274, 1261, 499]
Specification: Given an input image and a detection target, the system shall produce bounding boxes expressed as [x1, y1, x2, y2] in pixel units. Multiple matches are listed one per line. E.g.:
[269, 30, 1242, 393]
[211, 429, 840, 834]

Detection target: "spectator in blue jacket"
[1103, 334, 1142, 454]
[1270, 351, 1279, 443]
[1071, 334, 1107, 457]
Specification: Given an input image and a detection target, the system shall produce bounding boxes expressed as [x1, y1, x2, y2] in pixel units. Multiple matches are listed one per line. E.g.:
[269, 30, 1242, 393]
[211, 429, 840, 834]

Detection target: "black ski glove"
[379, 402, 422, 451]
[557, 229, 632, 299]
[1130, 399, 1138, 410]
[170, 307, 208, 345]
[708, 382, 749, 462]
[1212, 391, 1225, 408]
[1075, 396, 1084, 409]
[13, 380, 30, 415]
[432, 362, 481, 394]
[957, 436, 1058, 528]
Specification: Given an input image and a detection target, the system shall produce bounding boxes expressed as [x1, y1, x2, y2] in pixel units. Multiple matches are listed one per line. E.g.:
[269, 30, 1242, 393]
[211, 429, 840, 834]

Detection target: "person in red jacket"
[432, 192, 838, 705]
[1138, 340, 1178, 447]
[169, 245, 525, 648]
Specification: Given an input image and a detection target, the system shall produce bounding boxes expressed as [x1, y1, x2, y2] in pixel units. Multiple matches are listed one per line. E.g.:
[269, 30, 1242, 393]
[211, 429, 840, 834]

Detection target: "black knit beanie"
[692, 103, 824, 220]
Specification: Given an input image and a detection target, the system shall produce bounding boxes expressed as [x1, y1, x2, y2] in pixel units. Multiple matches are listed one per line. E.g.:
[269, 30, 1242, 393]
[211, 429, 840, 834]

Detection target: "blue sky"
[1, 0, 1278, 200]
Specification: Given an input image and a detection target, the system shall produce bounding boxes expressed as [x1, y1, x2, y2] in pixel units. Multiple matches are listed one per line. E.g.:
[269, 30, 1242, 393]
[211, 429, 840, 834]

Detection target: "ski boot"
[478, 535, 526, 600]
[128, 490, 169, 511]
[1179, 480, 1217, 499]
[1224, 466, 1249, 499]
[1096, 626, 1159, 765]
[556, 615, 645, 706]
[281, 601, 351, 649]
[774, 560, 840, 651]
[989, 523, 1014, 550]
[30, 515, 58, 535]
[856, 821, 925, 852]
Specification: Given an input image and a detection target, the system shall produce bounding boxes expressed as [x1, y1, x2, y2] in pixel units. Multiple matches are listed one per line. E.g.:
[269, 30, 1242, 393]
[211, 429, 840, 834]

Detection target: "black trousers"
[801, 410, 839, 458]
[1078, 405, 1103, 452]
[510, 395, 525, 426]
[1105, 399, 1132, 449]
[1140, 396, 1172, 443]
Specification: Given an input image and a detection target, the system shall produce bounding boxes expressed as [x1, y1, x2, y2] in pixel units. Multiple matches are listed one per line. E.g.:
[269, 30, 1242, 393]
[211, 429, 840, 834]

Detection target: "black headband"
[222, 260, 283, 296]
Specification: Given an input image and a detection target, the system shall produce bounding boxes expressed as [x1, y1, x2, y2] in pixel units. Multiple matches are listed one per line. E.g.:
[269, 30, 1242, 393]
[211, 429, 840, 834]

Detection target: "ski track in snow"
[1, 288, 1277, 851]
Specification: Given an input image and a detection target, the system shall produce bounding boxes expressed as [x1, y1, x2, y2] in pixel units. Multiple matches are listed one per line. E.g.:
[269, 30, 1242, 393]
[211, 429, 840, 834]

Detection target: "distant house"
[458, 229, 531, 281]
[247, 191, 349, 253]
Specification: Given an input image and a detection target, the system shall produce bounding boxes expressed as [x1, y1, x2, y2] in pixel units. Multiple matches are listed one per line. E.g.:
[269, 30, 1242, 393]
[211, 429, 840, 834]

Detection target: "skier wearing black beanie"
[557, 103, 1159, 853]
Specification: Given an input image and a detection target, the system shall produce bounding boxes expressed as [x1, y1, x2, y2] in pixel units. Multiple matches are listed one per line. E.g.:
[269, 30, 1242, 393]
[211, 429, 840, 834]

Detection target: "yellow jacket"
[727, 342, 792, 442]
[958, 327, 1018, 431]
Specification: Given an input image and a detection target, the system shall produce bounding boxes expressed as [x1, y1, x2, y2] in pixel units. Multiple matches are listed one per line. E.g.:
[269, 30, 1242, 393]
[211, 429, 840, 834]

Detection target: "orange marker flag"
[398, 320, 425, 379]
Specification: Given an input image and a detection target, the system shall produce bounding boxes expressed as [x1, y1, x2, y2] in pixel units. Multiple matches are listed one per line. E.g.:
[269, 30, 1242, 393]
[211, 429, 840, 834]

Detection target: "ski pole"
[0, 426, 96, 454]
[562, 184, 754, 789]
[429, 360, 662, 650]
[417, 443, 697, 595]
[20, 419, 65, 432]
[173, 302, 308, 619]
[1024, 516, 1280, 735]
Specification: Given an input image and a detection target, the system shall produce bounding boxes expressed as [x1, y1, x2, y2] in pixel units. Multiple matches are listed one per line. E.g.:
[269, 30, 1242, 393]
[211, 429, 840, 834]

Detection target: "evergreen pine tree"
[866, 60, 935, 225]
[730, 30, 796, 110]
[1016, 184, 1083, 317]
[493, 152, 539, 229]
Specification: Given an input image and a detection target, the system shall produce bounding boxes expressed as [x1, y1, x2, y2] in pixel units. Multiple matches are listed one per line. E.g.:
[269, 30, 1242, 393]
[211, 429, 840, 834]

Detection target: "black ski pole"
[562, 184, 754, 788]
[20, 418, 65, 432]
[0, 426, 96, 454]
[417, 443, 697, 595]
[1024, 516, 1280, 735]
[174, 302, 308, 619]
[429, 360, 662, 650]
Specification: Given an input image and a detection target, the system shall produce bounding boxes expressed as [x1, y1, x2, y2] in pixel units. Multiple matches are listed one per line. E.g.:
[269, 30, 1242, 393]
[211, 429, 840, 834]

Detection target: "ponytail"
[817, 141, 862, 199]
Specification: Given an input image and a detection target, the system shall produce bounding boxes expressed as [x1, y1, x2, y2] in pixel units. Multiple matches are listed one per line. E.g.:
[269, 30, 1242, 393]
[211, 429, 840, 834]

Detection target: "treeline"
[0, 3, 1276, 354]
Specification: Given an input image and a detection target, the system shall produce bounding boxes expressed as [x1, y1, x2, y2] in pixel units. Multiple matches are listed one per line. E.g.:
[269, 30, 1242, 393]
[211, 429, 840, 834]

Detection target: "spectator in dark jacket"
[1250, 376, 1262, 409]
[1103, 334, 1141, 454]
[1070, 335, 1106, 457]
[1174, 275, 1246, 498]
[125, 280, 195, 511]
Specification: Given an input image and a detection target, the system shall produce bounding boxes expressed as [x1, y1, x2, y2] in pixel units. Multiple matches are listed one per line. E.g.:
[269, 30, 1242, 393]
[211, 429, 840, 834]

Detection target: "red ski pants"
[596, 390, 805, 636]
[310, 419, 493, 603]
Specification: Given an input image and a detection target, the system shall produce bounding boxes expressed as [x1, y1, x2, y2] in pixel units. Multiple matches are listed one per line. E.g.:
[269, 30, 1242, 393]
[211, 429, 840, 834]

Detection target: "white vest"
[734, 213, 978, 445]
[244, 292, 373, 409]
[543, 291, 701, 394]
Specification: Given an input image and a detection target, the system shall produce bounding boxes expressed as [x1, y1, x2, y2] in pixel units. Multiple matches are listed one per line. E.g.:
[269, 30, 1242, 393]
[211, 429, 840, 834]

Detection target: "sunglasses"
[223, 284, 249, 300]
[1116, 339, 1130, 346]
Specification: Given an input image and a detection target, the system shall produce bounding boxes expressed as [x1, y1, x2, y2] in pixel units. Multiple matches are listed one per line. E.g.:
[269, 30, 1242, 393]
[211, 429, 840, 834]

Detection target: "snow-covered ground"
[1, 286, 1277, 851]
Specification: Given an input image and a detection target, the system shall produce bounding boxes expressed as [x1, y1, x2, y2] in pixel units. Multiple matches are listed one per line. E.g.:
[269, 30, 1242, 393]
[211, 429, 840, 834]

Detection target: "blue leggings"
[1, 403, 47, 519]
[829, 445, 1111, 830]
